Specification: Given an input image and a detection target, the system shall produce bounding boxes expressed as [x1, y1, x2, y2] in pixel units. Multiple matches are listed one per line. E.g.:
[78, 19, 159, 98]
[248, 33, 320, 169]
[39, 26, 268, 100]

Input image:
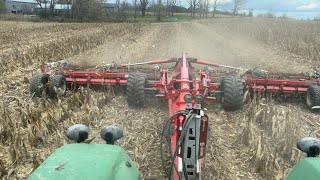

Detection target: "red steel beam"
[118, 59, 177, 68]
[169, 50, 193, 180]
[193, 60, 220, 67]
[64, 71, 128, 78]
[246, 78, 315, 87]
[250, 85, 308, 93]
[65, 78, 127, 85]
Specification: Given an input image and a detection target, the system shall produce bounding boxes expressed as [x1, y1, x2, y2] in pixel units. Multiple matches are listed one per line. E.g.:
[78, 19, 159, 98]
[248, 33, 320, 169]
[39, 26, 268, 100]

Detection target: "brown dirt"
[1, 18, 319, 180]
[70, 20, 311, 73]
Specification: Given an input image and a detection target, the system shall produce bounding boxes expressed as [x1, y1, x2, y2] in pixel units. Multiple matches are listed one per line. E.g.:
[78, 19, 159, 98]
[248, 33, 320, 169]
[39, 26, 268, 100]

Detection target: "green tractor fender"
[28, 144, 140, 180]
[28, 126, 320, 180]
[286, 137, 320, 180]
[286, 158, 320, 180]
[28, 125, 140, 180]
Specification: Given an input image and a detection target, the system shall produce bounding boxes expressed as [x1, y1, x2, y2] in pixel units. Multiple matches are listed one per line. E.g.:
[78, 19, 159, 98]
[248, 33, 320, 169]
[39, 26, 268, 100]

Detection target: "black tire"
[30, 74, 49, 97]
[306, 85, 320, 110]
[126, 73, 146, 107]
[48, 74, 67, 98]
[220, 77, 244, 111]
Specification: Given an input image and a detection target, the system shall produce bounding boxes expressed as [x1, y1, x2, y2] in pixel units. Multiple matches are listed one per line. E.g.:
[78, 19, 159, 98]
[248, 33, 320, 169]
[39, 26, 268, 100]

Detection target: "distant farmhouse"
[4, 0, 70, 15]
[103, 3, 117, 14]
[4, 0, 117, 15]
[100, 0, 117, 14]
[34, 3, 71, 16]
[5, 0, 37, 14]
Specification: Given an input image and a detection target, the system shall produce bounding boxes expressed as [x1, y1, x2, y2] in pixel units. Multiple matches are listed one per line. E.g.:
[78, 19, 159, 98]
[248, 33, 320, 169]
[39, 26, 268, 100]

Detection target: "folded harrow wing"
[244, 68, 320, 110]
[29, 50, 320, 179]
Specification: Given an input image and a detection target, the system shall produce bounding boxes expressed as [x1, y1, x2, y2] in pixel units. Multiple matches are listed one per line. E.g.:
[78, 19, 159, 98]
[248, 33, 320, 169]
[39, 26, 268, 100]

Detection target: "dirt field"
[1, 18, 320, 180]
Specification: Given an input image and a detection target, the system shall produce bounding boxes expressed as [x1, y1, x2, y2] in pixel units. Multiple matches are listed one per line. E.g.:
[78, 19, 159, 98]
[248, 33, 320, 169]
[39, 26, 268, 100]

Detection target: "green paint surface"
[286, 158, 320, 180]
[28, 144, 140, 180]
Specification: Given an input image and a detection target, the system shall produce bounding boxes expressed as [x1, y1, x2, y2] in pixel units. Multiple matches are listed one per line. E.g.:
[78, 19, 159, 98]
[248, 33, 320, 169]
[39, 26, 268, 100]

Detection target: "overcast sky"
[216, 0, 320, 19]
[243, 0, 320, 12]
[115, 0, 320, 19]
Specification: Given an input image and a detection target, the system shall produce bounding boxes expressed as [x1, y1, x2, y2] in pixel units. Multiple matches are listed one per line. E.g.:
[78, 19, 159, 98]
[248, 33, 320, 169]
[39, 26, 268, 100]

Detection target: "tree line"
[30, 0, 247, 21]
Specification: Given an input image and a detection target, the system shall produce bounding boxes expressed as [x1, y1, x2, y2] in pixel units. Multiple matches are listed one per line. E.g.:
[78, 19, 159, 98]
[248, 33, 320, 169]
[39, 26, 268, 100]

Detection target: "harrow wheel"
[30, 74, 49, 97]
[48, 74, 67, 98]
[306, 85, 320, 110]
[126, 73, 146, 107]
[221, 76, 244, 111]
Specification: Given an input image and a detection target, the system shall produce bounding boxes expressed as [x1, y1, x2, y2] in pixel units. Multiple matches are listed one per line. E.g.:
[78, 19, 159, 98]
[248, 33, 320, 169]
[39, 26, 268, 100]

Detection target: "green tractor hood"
[286, 157, 320, 180]
[28, 144, 140, 180]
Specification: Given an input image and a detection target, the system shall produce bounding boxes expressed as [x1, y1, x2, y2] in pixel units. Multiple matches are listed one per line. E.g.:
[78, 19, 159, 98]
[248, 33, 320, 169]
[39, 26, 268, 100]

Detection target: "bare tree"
[170, 0, 176, 16]
[117, 0, 130, 21]
[121, 0, 130, 10]
[150, 0, 156, 15]
[187, 0, 192, 16]
[49, 0, 55, 17]
[73, 0, 104, 21]
[164, 0, 176, 16]
[193, 0, 201, 18]
[233, 0, 244, 16]
[203, 0, 209, 17]
[36, 0, 43, 13]
[0, 0, 5, 13]
[116, 0, 121, 12]
[35, 0, 47, 17]
[140, 0, 148, 17]
[35, 0, 43, 11]
[156, 0, 161, 20]
[248, 8, 253, 17]
[199, 0, 202, 17]
[212, 0, 224, 17]
[165, 0, 169, 15]
[133, 0, 138, 19]
[187, 0, 200, 18]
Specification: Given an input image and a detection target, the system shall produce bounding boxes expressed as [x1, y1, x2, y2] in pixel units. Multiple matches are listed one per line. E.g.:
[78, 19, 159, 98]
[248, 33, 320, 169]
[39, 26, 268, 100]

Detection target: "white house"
[4, 0, 116, 15]
[34, 3, 71, 15]
[5, 0, 37, 14]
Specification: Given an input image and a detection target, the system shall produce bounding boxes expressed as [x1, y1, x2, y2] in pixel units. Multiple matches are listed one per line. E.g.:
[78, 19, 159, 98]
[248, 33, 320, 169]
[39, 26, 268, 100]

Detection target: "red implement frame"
[39, 50, 235, 179]
[245, 73, 319, 94]
[36, 50, 320, 179]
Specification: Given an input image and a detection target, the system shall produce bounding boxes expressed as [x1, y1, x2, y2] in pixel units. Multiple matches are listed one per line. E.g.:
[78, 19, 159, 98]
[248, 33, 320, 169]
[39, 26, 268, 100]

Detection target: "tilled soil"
[0, 19, 319, 180]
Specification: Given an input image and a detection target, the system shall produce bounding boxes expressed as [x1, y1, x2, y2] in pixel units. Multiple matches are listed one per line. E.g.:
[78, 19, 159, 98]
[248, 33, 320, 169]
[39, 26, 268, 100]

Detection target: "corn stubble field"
[0, 18, 320, 179]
